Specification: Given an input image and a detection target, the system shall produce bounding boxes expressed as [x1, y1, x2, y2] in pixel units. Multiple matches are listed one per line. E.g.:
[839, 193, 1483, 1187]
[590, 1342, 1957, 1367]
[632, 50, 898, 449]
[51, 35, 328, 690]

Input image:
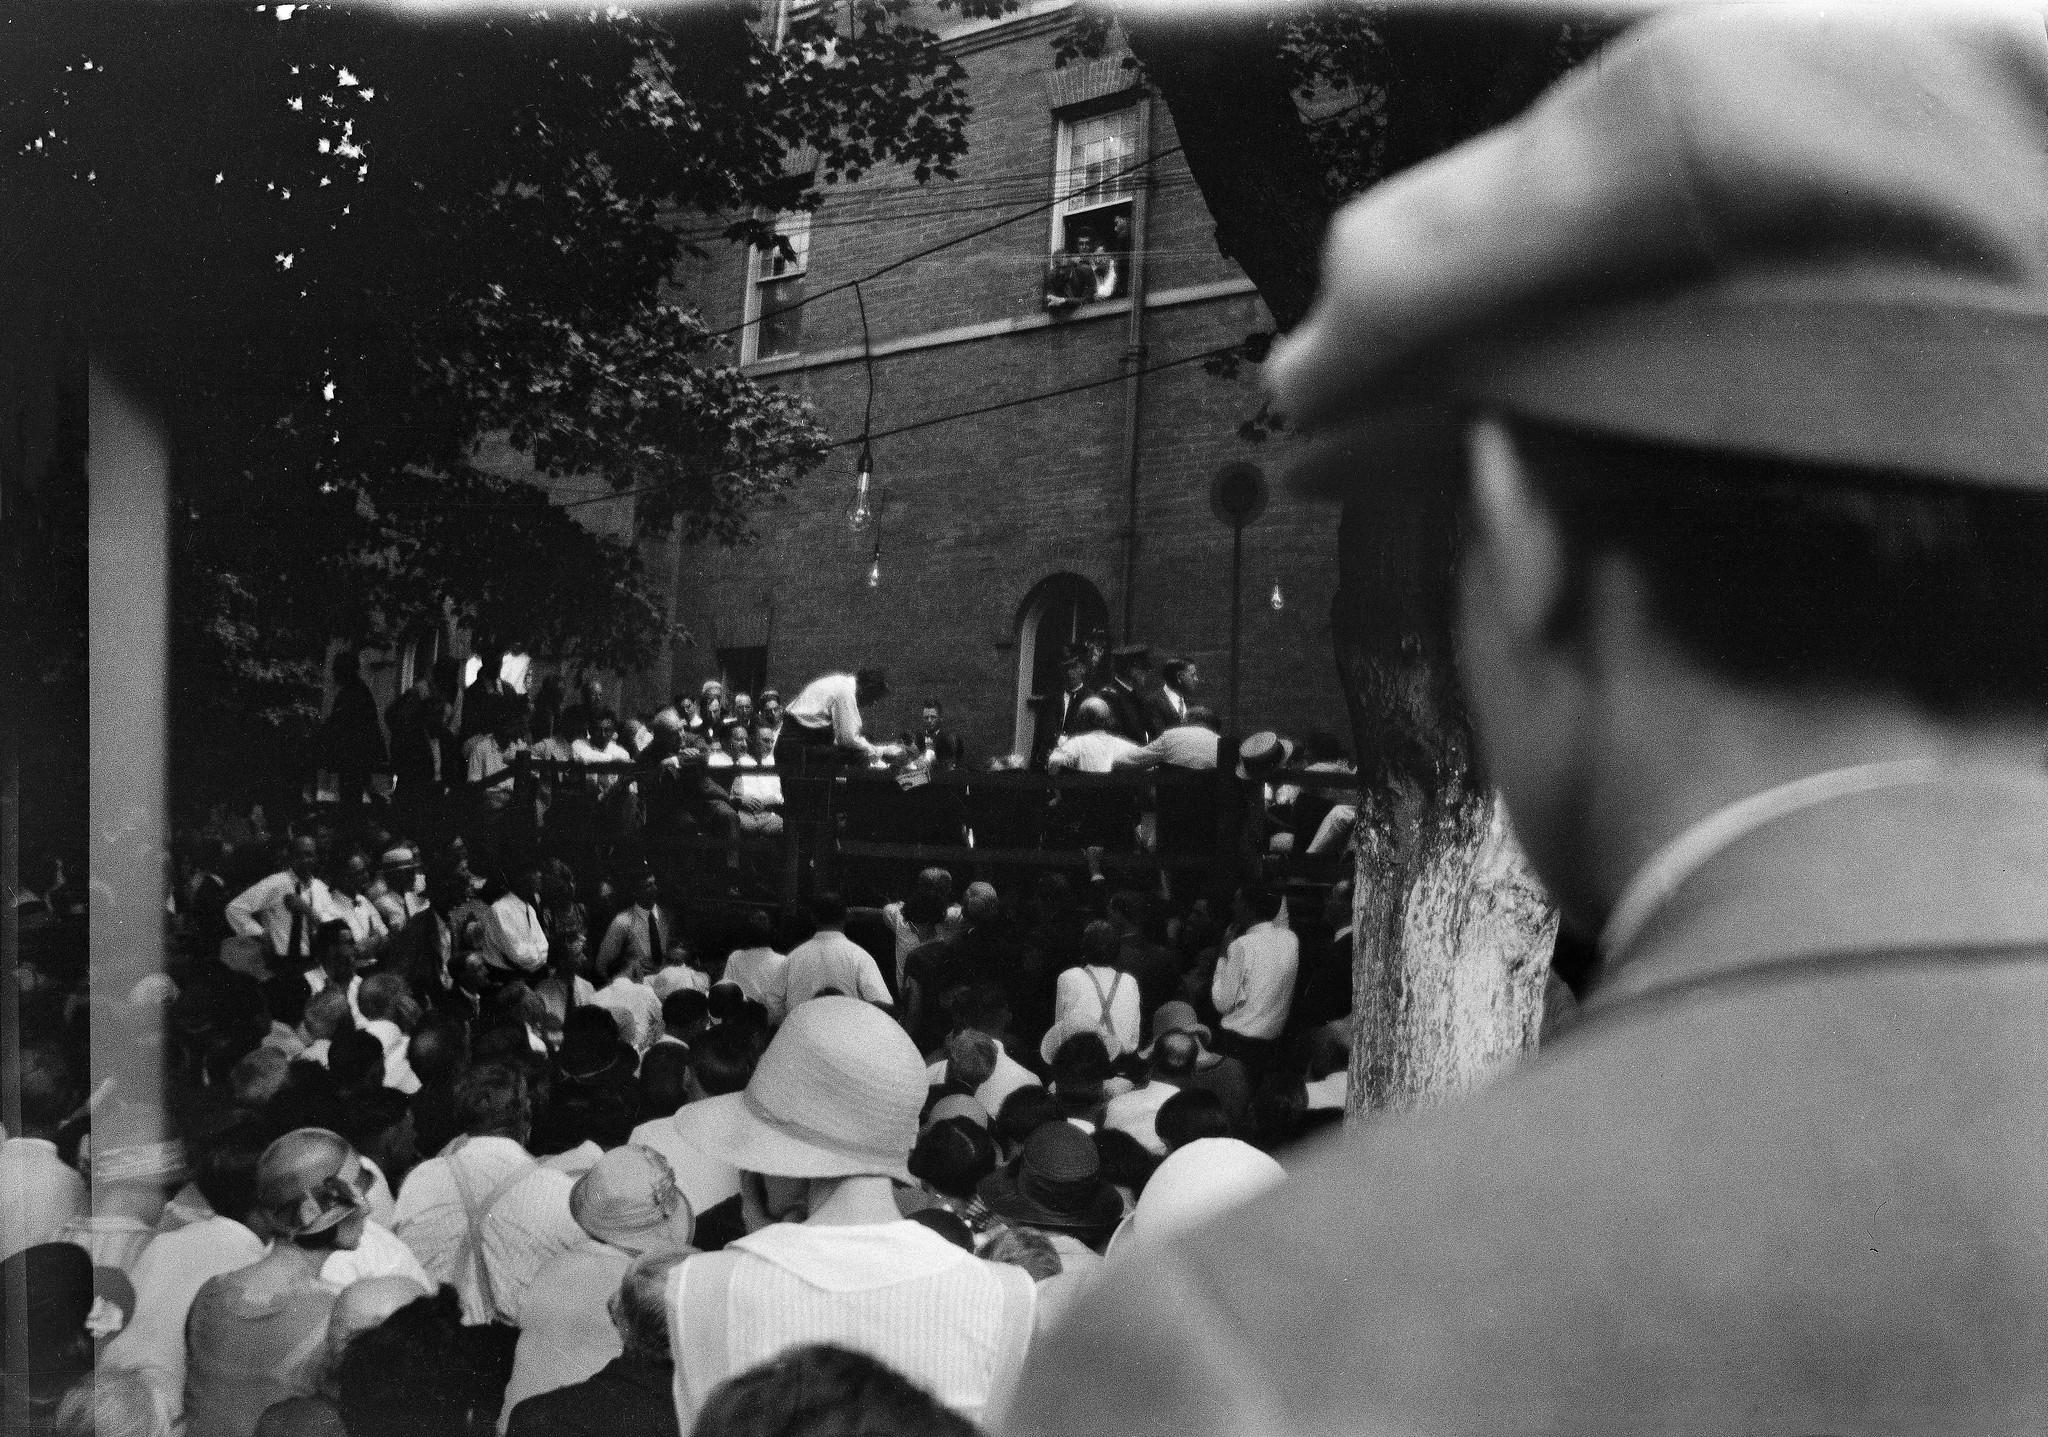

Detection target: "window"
[1048, 106, 1139, 307]
[745, 212, 811, 362]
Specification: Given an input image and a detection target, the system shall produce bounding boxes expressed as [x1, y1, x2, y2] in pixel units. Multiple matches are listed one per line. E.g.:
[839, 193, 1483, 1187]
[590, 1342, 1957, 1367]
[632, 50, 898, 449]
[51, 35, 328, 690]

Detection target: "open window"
[1047, 105, 1139, 309]
[744, 211, 811, 362]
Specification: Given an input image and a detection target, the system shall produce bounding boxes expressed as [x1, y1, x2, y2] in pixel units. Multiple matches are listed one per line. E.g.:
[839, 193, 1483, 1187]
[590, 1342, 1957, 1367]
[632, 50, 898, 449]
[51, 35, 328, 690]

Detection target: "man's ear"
[1466, 416, 1570, 645]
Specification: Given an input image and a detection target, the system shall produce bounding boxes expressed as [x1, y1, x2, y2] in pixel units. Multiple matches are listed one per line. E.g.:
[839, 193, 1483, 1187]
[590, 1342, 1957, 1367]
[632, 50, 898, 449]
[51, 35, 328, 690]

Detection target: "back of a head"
[1184, 705, 1220, 732]
[944, 1029, 998, 1090]
[231, 1045, 292, 1111]
[1081, 918, 1120, 967]
[809, 891, 848, 930]
[688, 1342, 978, 1437]
[614, 1251, 689, 1363]
[1155, 1087, 1231, 1153]
[326, 1029, 385, 1095]
[302, 987, 353, 1043]
[908, 1118, 997, 1202]
[663, 986, 711, 1037]
[707, 981, 748, 1025]
[961, 881, 1000, 929]
[407, 1015, 467, 1089]
[19, 1039, 78, 1137]
[994, 1085, 1058, 1152]
[637, 1043, 694, 1120]
[1076, 695, 1114, 732]
[193, 1122, 270, 1228]
[1153, 1029, 1199, 1080]
[454, 1061, 529, 1140]
[1237, 880, 1282, 925]
[356, 973, 410, 1026]
[688, 1019, 762, 1098]
[332, 1289, 473, 1437]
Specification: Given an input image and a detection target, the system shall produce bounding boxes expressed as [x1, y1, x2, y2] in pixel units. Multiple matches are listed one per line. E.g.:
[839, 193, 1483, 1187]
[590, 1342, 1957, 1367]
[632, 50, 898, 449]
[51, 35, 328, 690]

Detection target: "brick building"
[628, 1, 1349, 763]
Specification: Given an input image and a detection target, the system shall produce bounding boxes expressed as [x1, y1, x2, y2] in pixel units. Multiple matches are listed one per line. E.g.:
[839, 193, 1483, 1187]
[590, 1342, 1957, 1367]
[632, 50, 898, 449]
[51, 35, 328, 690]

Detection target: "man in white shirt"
[595, 871, 681, 981]
[367, 845, 429, 931]
[1047, 697, 1144, 775]
[485, 860, 551, 976]
[327, 849, 391, 961]
[466, 709, 529, 814]
[570, 711, 634, 796]
[393, 1063, 582, 1328]
[224, 834, 334, 967]
[591, 956, 665, 1056]
[783, 892, 893, 1010]
[722, 910, 789, 1022]
[778, 668, 891, 762]
[1114, 709, 1223, 773]
[1210, 881, 1299, 1075]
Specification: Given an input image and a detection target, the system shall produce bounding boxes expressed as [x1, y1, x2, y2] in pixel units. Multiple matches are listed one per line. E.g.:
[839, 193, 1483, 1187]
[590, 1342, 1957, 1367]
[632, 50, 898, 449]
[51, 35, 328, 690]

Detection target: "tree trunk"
[1108, 3, 1603, 1116]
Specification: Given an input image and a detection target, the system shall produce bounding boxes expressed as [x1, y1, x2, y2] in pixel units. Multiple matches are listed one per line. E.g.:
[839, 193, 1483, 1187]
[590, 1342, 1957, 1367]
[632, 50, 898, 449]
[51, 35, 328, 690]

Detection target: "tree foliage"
[2, 0, 980, 789]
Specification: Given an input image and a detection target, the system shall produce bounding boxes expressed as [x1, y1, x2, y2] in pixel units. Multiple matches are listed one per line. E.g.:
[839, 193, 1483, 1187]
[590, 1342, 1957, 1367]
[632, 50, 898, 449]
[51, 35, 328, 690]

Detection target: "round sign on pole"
[1210, 460, 1269, 528]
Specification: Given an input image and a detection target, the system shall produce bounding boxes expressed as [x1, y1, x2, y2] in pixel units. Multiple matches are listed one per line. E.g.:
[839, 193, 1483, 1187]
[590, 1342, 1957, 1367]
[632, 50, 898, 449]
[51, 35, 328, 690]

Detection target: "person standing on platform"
[772, 669, 895, 820]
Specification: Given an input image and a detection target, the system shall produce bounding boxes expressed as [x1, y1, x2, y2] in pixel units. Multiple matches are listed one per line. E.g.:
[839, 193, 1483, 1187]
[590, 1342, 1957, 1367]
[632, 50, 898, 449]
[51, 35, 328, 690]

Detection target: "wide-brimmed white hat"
[1106, 1137, 1285, 1260]
[689, 996, 925, 1184]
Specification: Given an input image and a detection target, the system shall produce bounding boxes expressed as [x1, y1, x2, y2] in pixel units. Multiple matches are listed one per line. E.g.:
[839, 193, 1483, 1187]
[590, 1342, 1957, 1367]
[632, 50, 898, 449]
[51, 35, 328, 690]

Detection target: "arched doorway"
[1012, 573, 1109, 763]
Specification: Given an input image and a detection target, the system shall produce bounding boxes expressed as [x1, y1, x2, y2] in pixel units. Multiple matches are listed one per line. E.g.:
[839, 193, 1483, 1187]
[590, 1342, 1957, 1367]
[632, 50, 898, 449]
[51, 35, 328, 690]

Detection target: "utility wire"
[380, 337, 1242, 515]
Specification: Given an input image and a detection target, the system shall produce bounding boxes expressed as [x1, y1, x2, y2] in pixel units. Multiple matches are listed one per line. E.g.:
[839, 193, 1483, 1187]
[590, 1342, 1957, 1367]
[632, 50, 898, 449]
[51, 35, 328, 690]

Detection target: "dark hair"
[17, 1040, 77, 1135]
[688, 1021, 762, 1098]
[454, 1062, 529, 1139]
[312, 919, 355, 966]
[1236, 880, 1282, 923]
[1508, 416, 2048, 716]
[636, 1044, 693, 1122]
[809, 891, 848, 928]
[662, 988, 710, 1036]
[332, 1289, 479, 1437]
[920, 697, 942, 714]
[1152, 1029, 1199, 1078]
[1155, 1088, 1231, 1152]
[408, 1015, 469, 1088]
[690, 1344, 977, 1437]
[192, 1122, 269, 1225]
[1092, 1128, 1159, 1196]
[907, 1117, 997, 1201]
[853, 667, 889, 700]
[1162, 658, 1194, 688]
[1183, 705, 1220, 731]
[706, 982, 748, 1024]
[327, 1029, 385, 1096]
[993, 1085, 1059, 1154]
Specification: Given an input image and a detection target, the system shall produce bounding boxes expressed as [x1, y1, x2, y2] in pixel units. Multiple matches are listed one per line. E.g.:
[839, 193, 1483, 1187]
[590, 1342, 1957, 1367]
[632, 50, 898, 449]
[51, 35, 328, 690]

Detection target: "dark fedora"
[976, 1120, 1126, 1242]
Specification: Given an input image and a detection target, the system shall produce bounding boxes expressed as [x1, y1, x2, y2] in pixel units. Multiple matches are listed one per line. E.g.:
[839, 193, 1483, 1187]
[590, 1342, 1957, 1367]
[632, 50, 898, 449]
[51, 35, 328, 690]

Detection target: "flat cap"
[1270, 4, 2048, 491]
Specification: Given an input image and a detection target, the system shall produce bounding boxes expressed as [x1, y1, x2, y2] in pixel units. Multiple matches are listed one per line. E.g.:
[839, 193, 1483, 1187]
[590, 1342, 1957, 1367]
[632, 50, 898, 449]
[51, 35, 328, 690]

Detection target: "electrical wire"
[377, 336, 1243, 515]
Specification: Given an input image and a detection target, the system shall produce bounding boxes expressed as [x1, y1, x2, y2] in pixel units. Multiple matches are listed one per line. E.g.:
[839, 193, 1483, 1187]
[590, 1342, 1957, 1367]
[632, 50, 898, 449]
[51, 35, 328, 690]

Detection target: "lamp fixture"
[1269, 578, 1285, 612]
[847, 444, 874, 532]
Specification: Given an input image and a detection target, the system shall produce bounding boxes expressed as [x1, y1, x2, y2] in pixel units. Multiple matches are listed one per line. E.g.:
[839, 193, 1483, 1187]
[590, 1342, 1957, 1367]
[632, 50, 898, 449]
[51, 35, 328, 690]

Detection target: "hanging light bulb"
[1270, 578, 1285, 612]
[846, 445, 874, 532]
[866, 550, 882, 588]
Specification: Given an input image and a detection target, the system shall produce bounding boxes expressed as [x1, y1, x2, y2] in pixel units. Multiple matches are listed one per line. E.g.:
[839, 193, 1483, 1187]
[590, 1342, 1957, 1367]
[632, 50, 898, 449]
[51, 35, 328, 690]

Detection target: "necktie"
[648, 907, 664, 966]
[287, 885, 307, 962]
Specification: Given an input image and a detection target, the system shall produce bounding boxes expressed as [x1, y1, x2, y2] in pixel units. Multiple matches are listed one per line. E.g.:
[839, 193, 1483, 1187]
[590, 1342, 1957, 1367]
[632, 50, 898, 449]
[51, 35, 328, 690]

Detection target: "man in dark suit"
[506, 1253, 683, 1437]
[1143, 657, 1197, 738]
[1102, 644, 1153, 742]
[904, 698, 966, 769]
[1032, 646, 1096, 769]
[1007, 10, 2048, 1435]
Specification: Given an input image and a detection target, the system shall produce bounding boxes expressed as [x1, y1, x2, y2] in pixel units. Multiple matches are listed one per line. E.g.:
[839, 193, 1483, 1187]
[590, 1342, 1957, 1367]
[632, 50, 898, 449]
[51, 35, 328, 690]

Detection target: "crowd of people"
[2, 763, 1358, 1437]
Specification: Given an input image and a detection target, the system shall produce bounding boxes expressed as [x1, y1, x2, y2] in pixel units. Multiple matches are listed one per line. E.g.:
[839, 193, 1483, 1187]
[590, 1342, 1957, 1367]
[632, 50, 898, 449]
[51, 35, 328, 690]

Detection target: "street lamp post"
[1209, 461, 1269, 736]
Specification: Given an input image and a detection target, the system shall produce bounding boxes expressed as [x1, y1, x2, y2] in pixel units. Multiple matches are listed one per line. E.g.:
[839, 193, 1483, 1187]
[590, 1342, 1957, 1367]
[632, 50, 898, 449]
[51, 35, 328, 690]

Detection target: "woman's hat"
[1235, 731, 1295, 781]
[976, 1120, 1127, 1241]
[569, 1145, 694, 1255]
[1108, 1137, 1285, 1260]
[688, 996, 926, 1184]
[257, 1128, 369, 1239]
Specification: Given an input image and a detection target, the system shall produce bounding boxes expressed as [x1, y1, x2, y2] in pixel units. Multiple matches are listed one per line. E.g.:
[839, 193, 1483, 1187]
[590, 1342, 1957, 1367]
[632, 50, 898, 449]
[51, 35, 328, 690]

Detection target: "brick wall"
[630, 10, 1352, 761]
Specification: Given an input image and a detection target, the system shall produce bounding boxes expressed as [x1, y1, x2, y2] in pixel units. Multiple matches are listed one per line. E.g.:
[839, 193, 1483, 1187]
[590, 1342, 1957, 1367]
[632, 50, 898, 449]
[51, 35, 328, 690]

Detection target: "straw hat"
[688, 996, 926, 1184]
[1235, 731, 1295, 782]
[569, 1145, 694, 1255]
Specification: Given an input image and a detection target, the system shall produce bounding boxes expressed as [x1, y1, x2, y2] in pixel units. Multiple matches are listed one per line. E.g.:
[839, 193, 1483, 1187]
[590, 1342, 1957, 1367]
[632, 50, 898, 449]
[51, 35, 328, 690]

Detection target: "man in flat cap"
[1003, 7, 2048, 1434]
